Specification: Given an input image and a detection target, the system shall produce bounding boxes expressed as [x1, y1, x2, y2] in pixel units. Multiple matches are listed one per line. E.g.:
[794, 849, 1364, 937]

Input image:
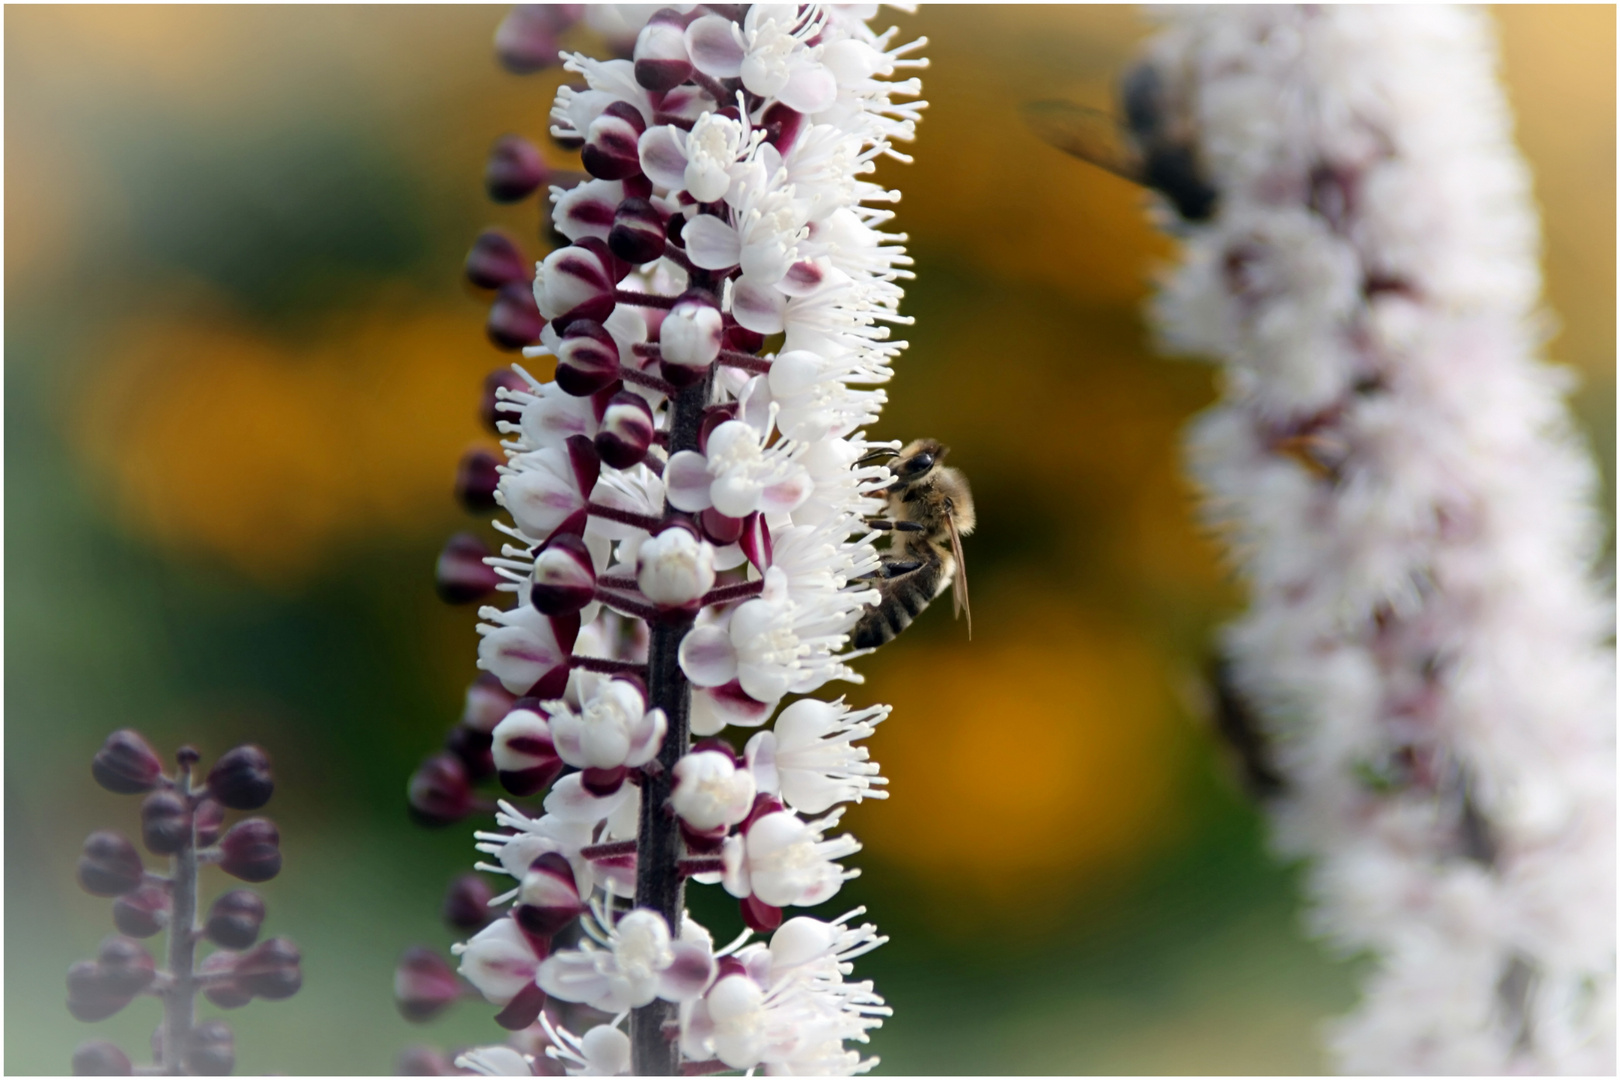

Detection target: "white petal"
[638, 125, 689, 190]
[679, 625, 739, 687]
[684, 14, 744, 78]
[778, 62, 838, 114]
[682, 213, 742, 270]
[665, 450, 716, 511]
[731, 278, 786, 334]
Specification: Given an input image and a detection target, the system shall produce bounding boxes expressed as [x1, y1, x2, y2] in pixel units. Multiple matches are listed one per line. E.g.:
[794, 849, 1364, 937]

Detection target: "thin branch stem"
[571, 656, 651, 678]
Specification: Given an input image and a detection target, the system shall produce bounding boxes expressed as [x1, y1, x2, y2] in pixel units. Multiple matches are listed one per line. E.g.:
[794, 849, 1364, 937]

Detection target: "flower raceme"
[406, 5, 926, 1076]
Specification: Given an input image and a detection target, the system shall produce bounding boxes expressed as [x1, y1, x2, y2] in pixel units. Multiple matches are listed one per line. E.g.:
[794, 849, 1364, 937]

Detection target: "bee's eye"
[903, 452, 934, 476]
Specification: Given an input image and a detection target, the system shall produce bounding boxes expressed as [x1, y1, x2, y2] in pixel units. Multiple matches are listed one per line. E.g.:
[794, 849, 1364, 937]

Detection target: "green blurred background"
[6, 6, 1613, 1074]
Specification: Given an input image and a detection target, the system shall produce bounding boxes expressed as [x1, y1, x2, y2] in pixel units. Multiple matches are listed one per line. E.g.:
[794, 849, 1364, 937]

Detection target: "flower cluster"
[1129, 7, 1615, 1073]
[404, 5, 924, 1075]
[68, 731, 301, 1076]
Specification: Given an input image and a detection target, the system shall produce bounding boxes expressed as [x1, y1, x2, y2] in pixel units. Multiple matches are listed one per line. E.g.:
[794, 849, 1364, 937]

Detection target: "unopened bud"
[534, 244, 616, 330]
[194, 797, 225, 847]
[582, 101, 646, 181]
[530, 533, 597, 615]
[634, 9, 694, 92]
[608, 197, 666, 265]
[91, 730, 164, 795]
[462, 672, 519, 734]
[95, 937, 156, 997]
[554, 319, 623, 397]
[207, 744, 274, 811]
[205, 890, 266, 949]
[486, 135, 550, 203]
[71, 1040, 133, 1076]
[218, 818, 282, 883]
[491, 710, 564, 796]
[234, 937, 302, 1000]
[595, 390, 656, 469]
[112, 882, 171, 938]
[514, 852, 587, 936]
[184, 1020, 235, 1077]
[408, 754, 476, 827]
[443, 874, 497, 932]
[481, 368, 529, 434]
[637, 525, 716, 608]
[139, 791, 191, 855]
[66, 961, 133, 1022]
[495, 4, 583, 75]
[199, 951, 252, 1010]
[488, 281, 546, 350]
[446, 723, 496, 783]
[466, 228, 532, 290]
[395, 946, 462, 1022]
[436, 532, 502, 605]
[77, 832, 144, 897]
[659, 293, 723, 386]
[397, 1046, 458, 1076]
[455, 449, 502, 513]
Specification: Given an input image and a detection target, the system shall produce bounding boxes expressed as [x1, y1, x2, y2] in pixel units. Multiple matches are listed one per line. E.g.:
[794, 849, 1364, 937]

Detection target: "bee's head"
[893, 438, 948, 483]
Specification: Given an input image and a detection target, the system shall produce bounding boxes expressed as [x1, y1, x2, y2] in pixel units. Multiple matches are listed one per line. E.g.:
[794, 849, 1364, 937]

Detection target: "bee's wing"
[1023, 99, 1144, 186]
[946, 512, 971, 641]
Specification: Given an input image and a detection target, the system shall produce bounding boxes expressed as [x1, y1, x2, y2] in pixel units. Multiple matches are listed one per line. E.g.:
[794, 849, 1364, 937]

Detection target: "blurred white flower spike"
[1130, 7, 1615, 1074]
[410, 4, 926, 1075]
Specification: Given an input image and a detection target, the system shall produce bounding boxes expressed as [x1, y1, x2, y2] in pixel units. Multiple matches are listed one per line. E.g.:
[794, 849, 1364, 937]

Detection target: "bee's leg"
[851, 557, 925, 582]
[866, 519, 926, 533]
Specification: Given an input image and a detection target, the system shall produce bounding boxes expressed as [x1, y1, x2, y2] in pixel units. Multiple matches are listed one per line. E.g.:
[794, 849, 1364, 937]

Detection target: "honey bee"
[851, 439, 975, 651]
[1024, 61, 1218, 223]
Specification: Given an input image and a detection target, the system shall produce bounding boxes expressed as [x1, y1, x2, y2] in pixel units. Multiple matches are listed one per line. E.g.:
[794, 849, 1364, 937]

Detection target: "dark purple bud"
[530, 532, 597, 616]
[184, 1020, 235, 1077]
[455, 448, 501, 513]
[66, 961, 133, 1022]
[204, 890, 266, 950]
[218, 818, 282, 883]
[112, 882, 171, 938]
[408, 753, 476, 827]
[580, 765, 627, 797]
[77, 832, 144, 897]
[199, 951, 252, 1010]
[594, 390, 656, 469]
[194, 797, 225, 847]
[94, 937, 156, 997]
[634, 9, 694, 92]
[535, 243, 617, 330]
[207, 745, 274, 811]
[442, 874, 497, 932]
[740, 894, 783, 934]
[466, 228, 533, 290]
[488, 281, 545, 350]
[608, 197, 667, 265]
[397, 1046, 458, 1076]
[759, 102, 805, 154]
[91, 730, 164, 795]
[514, 852, 587, 937]
[491, 709, 565, 796]
[494, 980, 548, 1031]
[445, 723, 495, 783]
[72, 1040, 133, 1076]
[481, 368, 529, 434]
[463, 672, 519, 734]
[139, 791, 191, 855]
[582, 101, 647, 181]
[495, 5, 584, 74]
[234, 937, 302, 1000]
[698, 507, 746, 546]
[435, 532, 502, 605]
[395, 946, 462, 1022]
[573, 236, 632, 284]
[723, 321, 765, 355]
[554, 319, 623, 397]
[486, 135, 551, 203]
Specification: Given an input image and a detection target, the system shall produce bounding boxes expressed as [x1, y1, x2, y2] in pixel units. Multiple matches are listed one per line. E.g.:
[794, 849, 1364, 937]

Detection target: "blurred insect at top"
[1024, 62, 1219, 224]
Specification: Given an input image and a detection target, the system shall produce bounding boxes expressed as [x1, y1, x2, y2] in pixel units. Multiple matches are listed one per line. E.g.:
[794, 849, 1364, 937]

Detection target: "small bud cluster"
[409, 5, 925, 1076]
[70, 731, 300, 1076]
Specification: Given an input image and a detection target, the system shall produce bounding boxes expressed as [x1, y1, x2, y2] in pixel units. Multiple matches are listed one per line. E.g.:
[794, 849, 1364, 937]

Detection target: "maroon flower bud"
[759, 102, 806, 154]
[530, 532, 597, 616]
[582, 101, 647, 181]
[491, 710, 565, 797]
[408, 753, 476, 827]
[66, 961, 133, 1022]
[397, 1046, 458, 1076]
[554, 319, 623, 397]
[698, 507, 746, 546]
[395, 946, 462, 1022]
[94, 936, 156, 997]
[77, 832, 144, 897]
[740, 894, 783, 934]
[580, 765, 628, 797]
[218, 818, 282, 883]
[138, 791, 191, 856]
[194, 797, 225, 847]
[463, 672, 520, 734]
[608, 197, 667, 265]
[234, 937, 302, 1000]
[199, 951, 252, 1010]
[488, 281, 546, 351]
[723, 321, 765, 355]
[535, 243, 617, 330]
[445, 723, 496, 783]
[486, 135, 551, 203]
[595, 390, 656, 469]
[435, 532, 502, 605]
[634, 9, 694, 92]
[184, 1020, 235, 1077]
[207, 744, 274, 811]
[443, 873, 497, 932]
[514, 852, 587, 937]
[482, 368, 529, 434]
[495, 981, 548, 1031]
[72, 1040, 133, 1076]
[112, 882, 171, 938]
[495, 5, 583, 75]
[205, 890, 266, 949]
[465, 228, 532, 291]
[455, 448, 502, 513]
[91, 730, 165, 795]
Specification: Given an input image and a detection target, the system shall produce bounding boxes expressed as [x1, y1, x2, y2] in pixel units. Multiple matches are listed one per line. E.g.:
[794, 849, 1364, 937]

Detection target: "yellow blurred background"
[6, 6, 1612, 1075]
